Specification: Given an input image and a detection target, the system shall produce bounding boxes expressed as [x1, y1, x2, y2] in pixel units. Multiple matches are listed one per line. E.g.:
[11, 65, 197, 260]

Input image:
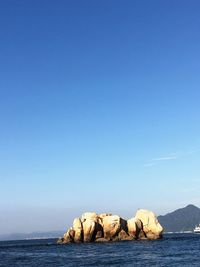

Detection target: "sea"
[0, 233, 200, 267]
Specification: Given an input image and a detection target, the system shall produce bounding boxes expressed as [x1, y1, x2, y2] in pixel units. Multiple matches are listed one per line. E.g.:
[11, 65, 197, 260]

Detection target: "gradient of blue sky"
[0, 0, 200, 234]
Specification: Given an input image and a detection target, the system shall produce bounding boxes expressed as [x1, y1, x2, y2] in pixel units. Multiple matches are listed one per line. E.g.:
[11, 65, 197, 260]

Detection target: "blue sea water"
[0, 234, 200, 266]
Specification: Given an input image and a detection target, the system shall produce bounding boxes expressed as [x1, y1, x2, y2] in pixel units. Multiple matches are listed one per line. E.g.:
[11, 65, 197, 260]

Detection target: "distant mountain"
[0, 230, 64, 241]
[158, 204, 200, 232]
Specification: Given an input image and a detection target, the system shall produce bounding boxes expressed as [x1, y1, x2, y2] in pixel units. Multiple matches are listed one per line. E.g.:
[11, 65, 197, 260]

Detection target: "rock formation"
[57, 209, 163, 244]
[135, 209, 163, 240]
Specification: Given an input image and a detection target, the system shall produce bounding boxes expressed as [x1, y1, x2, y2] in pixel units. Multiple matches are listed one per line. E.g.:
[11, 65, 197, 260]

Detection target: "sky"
[0, 0, 200, 235]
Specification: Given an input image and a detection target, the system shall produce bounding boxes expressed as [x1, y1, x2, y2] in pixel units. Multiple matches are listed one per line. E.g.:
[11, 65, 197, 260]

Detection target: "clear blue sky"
[0, 0, 200, 234]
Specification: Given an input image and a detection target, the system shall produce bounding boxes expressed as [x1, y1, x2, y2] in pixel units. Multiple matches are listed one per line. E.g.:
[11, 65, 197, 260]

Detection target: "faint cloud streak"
[143, 163, 156, 167]
[152, 156, 177, 161]
[144, 153, 178, 167]
[143, 147, 199, 167]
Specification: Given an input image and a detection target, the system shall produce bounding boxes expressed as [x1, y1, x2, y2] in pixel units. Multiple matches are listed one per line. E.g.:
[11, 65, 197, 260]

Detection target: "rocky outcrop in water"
[57, 209, 163, 244]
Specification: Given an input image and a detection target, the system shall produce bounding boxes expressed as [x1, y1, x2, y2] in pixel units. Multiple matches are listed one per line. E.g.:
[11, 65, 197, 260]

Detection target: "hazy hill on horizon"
[158, 204, 200, 232]
[0, 230, 65, 241]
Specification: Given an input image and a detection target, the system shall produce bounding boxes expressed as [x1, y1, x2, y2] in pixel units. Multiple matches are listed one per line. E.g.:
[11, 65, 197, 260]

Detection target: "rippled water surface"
[0, 234, 200, 266]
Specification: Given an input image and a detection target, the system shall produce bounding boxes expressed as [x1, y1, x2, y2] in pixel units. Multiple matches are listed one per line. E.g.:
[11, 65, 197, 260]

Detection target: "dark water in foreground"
[0, 234, 200, 266]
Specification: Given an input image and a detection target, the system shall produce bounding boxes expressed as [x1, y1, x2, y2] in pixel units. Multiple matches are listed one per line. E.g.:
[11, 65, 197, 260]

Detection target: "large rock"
[102, 215, 121, 240]
[135, 209, 163, 239]
[82, 219, 96, 242]
[81, 212, 99, 223]
[59, 228, 75, 244]
[73, 218, 83, 242]
[127, 218, 140, 238]
[99, 213, 112, 219]
[98, 213, 112, 226]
